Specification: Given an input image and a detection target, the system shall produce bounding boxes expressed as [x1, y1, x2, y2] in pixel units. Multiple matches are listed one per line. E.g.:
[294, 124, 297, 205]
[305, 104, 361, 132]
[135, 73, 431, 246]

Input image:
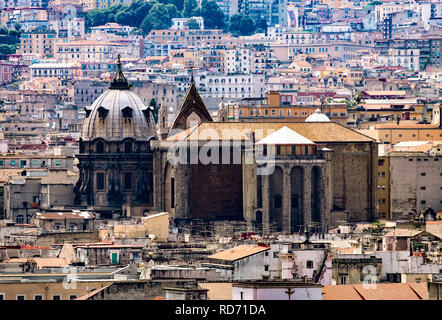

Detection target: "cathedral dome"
[81, 56, 157, 142]
[305, 108, 331, 122]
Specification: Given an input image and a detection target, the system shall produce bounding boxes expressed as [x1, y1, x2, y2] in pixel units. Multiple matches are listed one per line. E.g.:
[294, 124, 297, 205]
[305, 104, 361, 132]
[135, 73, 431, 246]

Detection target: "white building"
[232, 281, 323, 300]
[200, 72, 265, 98]
[171, 17, 204, 30]
[377, 48, 420, 71]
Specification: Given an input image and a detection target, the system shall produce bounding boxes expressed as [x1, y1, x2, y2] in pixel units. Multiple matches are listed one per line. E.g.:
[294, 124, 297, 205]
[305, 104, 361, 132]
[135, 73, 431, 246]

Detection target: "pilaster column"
[262, 173, 270, 235]
[283, 165, 291, 233]
[303, 165, 312, 228]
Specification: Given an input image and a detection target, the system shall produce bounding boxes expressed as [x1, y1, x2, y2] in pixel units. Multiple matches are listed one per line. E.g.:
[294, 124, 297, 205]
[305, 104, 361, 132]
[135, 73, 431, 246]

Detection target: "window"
[124, 141, 132, 153]
[340, 276, 347, 285]
[274, 194, 282, 208]
[0, 293, 4, 300]
[264, 265, 269, 271]
[421, 200, 426, 205]
[34, 295, 43, 300]
[96, 172, 105, 190]
[306, 260, 314, 269]
[96, 141, 104, 153]
[276, 146, 281, 155]
[124, 172, 132, 190]
[16, 295, 25, 300]
[171, 178, 175, 208]
[421, 186, 426, 190]
[52, 295, 61, 300]
[421, 173, 426, 176]
[69, 295, 77, 300]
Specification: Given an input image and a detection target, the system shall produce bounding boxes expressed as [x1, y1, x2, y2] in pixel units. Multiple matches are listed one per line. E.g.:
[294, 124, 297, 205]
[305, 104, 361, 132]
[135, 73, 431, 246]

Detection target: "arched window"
[291, 195, 299, 208]
[274, 194, 282, 209]
[125, 141, 132, 153]
[96, 141, 104, 153]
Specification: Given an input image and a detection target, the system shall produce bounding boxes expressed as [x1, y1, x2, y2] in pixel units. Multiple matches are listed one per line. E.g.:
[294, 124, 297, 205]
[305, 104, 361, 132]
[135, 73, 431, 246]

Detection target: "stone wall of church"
[324, 142, 378, 223]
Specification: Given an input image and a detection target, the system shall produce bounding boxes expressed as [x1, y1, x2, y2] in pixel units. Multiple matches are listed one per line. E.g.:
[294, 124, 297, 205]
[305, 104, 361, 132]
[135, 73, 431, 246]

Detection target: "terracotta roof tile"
[207, 245, 269, 261]
[323, 283, 428, 300]
[166, 122, 375, 143]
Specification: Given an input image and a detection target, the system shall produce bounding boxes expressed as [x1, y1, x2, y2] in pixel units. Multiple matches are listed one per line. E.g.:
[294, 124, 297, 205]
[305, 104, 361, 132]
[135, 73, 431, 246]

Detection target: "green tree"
[229, 14, 256, 36]
[86, 9, 108, 28]
[141, 2, 181, 33]
[183, 0, 199, 18]
[0, 26, 8, 35]
[165, 3, 182, 20]
[0, 44, 16, 55]
[200, 0, 225, 29]
[140, 17, 153, 34]
[255, 17, 267, 32]
[0, 35, 18, 45]
[115, 10, 133, 26]
[8, 29, 20, 38]
[170, 0, 185, 11]
[125, 0, 155, 27]
[186, 18, 200, 29]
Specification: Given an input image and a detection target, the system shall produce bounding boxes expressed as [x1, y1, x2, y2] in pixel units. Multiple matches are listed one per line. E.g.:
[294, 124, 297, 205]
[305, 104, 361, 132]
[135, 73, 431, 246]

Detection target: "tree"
[0, 44, 16, 55]
[229, 14, 256, 36]
[86, 9, 108, 28]
[115, 10, 133, 26]
[8, 29, 20, 38]
[140, 16, 153, 34]
[200, 0, 225, 29]
[255, 17, 267, 32]
[186, 18, 200, 29]
[0, 26, 8, 35]
[165, 3, 182, 20]
[141, 2, 181, 34]
[183, 0, 199, 18]
[170, 0, 185, 11]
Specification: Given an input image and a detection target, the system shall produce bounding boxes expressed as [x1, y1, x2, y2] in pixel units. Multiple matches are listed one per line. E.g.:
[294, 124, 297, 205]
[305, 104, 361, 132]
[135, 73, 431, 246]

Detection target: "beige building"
[100, 212, 169, 242]
[18, 29, 57, 58]
[387, 141, 442, 220]
[357, 104, 442, 145]
[0, 280, 113, 300]
[3, 168, 78, 224]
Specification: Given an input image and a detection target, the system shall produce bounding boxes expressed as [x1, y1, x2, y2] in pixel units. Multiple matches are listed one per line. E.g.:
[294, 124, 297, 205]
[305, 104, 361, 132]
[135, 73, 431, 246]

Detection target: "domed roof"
[305, 108, 331, 122]
[81, 56, 157, 142]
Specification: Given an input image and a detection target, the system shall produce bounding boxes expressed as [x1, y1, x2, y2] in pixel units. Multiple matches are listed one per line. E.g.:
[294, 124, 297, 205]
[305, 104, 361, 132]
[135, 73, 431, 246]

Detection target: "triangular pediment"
[170, 80, 213, 132]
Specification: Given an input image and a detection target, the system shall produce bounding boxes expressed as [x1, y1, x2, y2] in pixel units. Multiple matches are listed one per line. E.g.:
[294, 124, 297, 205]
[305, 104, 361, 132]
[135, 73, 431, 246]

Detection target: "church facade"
[74, 57, 157, 216]
[151, 74, 378, 233]
[75, 62, 378, 232]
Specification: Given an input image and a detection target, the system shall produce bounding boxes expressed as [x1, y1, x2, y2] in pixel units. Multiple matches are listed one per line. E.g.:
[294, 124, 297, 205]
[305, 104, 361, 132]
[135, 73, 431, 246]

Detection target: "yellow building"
[357, 104, 442, 144]
[18, 29, 57, 58]
[226, 91, 348, 124]
[169, 49, 200, 68]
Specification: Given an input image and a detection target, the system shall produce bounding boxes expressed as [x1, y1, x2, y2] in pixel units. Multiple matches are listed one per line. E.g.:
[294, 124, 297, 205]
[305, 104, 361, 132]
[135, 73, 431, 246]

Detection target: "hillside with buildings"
[0, 0, 441, 303]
